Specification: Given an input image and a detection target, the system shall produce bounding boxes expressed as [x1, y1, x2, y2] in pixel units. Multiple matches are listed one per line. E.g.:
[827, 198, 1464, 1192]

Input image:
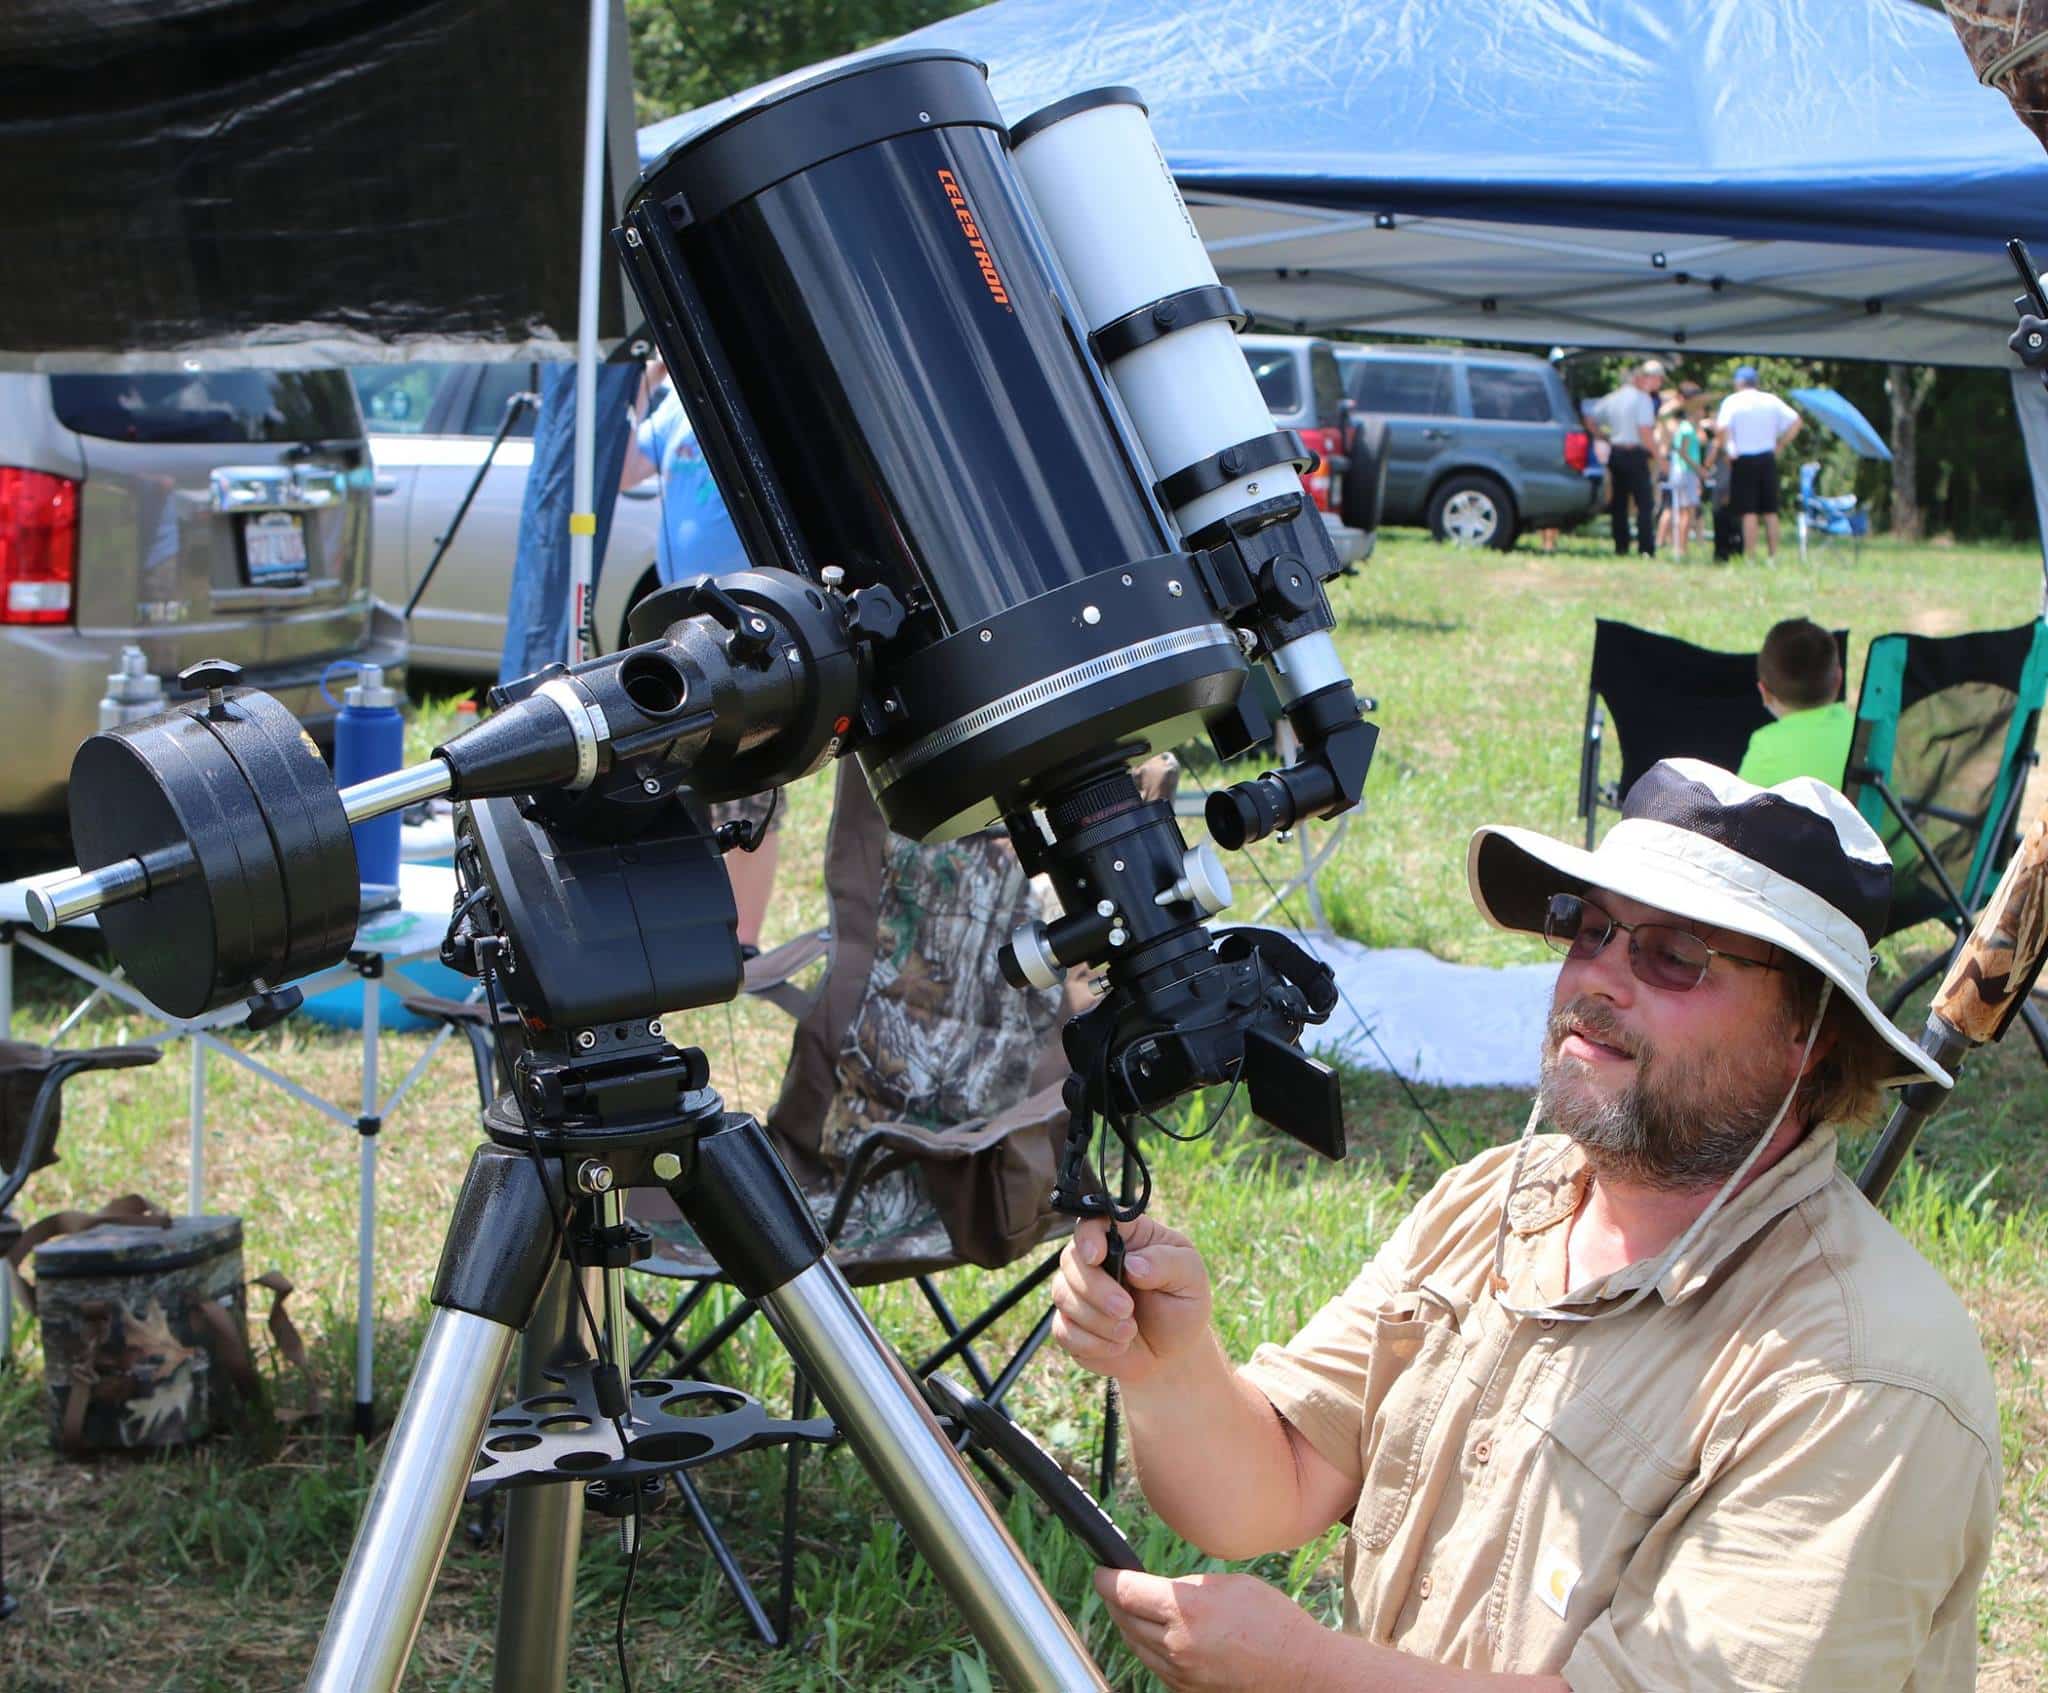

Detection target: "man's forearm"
[1117, 1333, 1310, 1558]
[1300, 1629, 1570, 1693]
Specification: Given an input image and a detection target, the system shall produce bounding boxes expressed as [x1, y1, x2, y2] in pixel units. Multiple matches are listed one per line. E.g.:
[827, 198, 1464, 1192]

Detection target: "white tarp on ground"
[1300, 934, 1558, 1091]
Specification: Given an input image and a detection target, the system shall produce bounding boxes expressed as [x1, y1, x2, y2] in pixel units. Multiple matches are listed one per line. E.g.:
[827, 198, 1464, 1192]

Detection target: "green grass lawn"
[2, 529, 2044, 1689]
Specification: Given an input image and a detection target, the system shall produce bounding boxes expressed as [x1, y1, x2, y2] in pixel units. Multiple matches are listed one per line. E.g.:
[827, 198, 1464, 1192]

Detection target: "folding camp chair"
[1843, 619, 2048, 1060]
[1796, 462, 1869, 566]
[624, 760, 1094, 1645]
[1577, 619, 1849, 847]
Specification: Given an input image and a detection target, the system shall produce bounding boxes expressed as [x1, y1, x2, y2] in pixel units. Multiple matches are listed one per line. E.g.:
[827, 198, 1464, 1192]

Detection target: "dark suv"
[1332, 346, 1595, 549]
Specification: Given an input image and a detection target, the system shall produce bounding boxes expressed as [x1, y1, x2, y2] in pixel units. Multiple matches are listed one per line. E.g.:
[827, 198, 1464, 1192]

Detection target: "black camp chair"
[622, 759, 1115, 1647]
[1577, 619, 1849, 847]
[1843, 620, 2048, 1058]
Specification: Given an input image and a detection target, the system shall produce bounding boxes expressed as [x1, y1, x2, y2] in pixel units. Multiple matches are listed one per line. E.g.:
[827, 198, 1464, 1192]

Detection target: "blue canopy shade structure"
[637, 0, 2048, 368]
[1790, 388, 1894, 460]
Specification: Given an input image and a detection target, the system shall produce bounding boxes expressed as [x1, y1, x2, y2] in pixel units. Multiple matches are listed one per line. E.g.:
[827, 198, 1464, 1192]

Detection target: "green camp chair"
[1843, 618, 2048, 1058]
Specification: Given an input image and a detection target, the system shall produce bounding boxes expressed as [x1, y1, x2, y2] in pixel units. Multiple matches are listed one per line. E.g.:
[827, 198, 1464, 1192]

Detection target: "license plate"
[241, 511, 308, 586]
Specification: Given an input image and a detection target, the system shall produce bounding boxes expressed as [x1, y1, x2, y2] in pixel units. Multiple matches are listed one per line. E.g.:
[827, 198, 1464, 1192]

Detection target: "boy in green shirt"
[1738, 616, 1852, 787]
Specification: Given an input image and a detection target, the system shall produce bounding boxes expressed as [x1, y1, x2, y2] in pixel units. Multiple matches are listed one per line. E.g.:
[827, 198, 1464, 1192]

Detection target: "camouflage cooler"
[35, 1215, 245, 1453]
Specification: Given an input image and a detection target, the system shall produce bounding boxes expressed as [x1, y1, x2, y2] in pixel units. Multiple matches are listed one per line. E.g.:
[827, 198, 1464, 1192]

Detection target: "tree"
[1886, 364, 1938, 541]
[627, 0, 988, 126]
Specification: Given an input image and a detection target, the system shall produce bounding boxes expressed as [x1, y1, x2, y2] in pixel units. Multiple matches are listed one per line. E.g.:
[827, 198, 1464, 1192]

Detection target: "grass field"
[2, 528, 2045, 1689]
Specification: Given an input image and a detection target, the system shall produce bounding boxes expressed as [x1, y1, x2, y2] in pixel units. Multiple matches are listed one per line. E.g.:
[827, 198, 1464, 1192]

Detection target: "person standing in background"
[624, 360, 751, 586]
[1656, 390, 1705, 562]
[1600, 360, 1664, 557]
[1704, 366, 1802, 565]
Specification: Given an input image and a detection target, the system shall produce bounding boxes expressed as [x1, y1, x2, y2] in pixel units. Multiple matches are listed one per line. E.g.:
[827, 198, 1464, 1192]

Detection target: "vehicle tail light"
[0, 466, 79, 626]
[1301, 425, 1344, 512]
[1564, 429, 1590, 473]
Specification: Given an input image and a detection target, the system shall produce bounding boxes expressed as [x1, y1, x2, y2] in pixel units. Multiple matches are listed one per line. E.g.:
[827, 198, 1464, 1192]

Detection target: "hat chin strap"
[1492, 980, 1833, 1325]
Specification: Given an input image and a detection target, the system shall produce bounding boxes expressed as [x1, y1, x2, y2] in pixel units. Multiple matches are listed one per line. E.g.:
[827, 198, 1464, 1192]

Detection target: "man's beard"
[1539, 995, 1791, 1191]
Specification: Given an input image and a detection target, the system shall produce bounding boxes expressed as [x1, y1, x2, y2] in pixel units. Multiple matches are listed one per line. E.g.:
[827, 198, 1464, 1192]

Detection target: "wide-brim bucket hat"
[1467, 758, 1950, 1088]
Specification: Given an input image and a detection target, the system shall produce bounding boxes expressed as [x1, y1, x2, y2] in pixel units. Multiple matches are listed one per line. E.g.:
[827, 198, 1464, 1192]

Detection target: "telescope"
[30, 51, 1376, 1692]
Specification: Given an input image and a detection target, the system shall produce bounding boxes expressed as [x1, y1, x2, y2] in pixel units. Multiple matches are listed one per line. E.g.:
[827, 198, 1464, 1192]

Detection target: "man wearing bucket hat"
[1054, 759, 1998, 1690]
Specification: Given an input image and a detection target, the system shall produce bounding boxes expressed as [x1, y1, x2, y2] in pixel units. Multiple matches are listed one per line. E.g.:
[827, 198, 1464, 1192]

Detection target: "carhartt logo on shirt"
[1535, 1546, 1580, 1619]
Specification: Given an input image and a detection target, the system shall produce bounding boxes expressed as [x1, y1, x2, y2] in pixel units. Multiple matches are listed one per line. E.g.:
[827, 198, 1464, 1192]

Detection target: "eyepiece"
[1205, 776, 1292, 851]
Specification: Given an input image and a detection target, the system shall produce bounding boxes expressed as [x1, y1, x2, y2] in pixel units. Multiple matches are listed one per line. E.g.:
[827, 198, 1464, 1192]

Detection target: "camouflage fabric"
[813, 826, 1060, 1262]
[1944, 2, 2048, 150]
[34, 1216, 246, 1452]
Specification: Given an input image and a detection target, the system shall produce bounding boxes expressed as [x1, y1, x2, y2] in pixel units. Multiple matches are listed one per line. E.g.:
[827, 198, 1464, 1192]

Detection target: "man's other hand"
[1051, 1215, 1211, 1388]
[1093, 1568, 1322, 1691]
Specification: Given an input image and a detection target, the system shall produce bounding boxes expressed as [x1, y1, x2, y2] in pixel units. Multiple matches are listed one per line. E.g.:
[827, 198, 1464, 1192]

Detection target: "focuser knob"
[1155, 843, 1234, 916]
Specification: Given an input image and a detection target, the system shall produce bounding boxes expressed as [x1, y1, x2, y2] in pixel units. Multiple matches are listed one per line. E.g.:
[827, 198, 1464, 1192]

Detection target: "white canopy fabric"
[1190, 198, 2024, 367]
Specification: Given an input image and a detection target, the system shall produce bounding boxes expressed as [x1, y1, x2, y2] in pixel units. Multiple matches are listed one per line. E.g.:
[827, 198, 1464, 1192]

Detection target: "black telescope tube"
[618, 51, 1248, 841]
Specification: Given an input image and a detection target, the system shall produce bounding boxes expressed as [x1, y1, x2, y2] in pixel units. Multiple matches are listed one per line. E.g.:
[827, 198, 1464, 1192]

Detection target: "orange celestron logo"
[936, 169, 1011, 309]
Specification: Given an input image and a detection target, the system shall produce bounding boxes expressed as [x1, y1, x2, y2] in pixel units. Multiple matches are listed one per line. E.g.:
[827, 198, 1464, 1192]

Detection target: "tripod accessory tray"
[468, 1366, 835, 1499]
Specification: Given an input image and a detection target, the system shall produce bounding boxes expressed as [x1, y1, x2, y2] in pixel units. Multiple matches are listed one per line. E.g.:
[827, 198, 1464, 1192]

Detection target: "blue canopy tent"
[570, 0, 2048, 649]
[639, 0, 2048, 369]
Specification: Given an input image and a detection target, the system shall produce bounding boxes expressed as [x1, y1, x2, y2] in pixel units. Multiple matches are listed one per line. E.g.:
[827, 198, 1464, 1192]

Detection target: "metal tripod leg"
[310, 1144, 562, 1693]
[679, 1117, 1105, 1692]
[492, 1261, 590, 1693]
[309, 1306, 518, 1691]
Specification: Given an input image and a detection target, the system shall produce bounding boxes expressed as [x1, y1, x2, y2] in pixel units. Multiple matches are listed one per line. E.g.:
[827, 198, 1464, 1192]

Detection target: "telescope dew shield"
[1007, 91, 1309, 542]
[619, 52, 1247, 841]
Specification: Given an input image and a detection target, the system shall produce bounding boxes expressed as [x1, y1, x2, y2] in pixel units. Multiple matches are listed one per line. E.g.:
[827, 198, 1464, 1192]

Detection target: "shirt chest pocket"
[1490, 1388, 1694, 1662]
[1352, 1290, 1466, 1552]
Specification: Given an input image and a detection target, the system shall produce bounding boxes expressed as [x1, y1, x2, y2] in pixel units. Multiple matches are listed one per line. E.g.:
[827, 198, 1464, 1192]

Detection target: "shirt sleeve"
[635, 391, 676, 465]
[1774, 395, 1800, 432]
[1561, 1380, 1998, 1692]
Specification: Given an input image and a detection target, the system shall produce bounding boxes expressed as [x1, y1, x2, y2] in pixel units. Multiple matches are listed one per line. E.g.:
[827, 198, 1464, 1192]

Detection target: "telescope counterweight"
[26, 758, 453, 933]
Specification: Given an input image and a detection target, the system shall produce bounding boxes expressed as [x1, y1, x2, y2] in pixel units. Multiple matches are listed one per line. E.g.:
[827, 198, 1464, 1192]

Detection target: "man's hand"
[1093, 1569, 1326, 1692]
[1051, 1215, 1212, 1389]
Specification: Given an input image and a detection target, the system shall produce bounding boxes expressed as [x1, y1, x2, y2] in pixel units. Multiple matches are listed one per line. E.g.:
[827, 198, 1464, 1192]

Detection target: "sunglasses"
[1542, 893, 1782, 994]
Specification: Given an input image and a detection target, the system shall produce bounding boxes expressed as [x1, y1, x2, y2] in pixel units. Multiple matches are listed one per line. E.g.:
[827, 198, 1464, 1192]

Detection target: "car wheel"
[1427, 474, 1517, 551]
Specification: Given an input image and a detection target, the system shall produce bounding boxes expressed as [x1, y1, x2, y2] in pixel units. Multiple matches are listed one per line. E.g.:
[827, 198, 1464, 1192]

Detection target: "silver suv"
[354, 362, 662, 679]
[0, 368, 403, 849]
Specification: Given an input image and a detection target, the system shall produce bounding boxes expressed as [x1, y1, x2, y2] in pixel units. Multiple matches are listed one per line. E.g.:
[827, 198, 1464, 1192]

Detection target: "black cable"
[738, 783, 780, 851]
[616, 1519, 642, 1693]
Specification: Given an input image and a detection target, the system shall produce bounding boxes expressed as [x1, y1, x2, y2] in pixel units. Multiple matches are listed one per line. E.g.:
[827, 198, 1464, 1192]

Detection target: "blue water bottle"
[335, 664, 404, 908]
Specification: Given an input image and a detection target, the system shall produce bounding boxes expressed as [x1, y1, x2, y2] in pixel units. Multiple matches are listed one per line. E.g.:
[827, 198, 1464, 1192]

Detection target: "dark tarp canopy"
[0, 0, 635, 370]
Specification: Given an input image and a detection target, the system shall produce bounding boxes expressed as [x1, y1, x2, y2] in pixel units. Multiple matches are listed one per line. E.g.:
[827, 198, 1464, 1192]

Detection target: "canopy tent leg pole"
[567, 0, 610, 666]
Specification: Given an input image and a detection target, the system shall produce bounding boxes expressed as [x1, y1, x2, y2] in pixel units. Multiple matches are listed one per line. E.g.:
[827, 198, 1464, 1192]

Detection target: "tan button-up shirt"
[1239, 1128, 2000, 1688]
